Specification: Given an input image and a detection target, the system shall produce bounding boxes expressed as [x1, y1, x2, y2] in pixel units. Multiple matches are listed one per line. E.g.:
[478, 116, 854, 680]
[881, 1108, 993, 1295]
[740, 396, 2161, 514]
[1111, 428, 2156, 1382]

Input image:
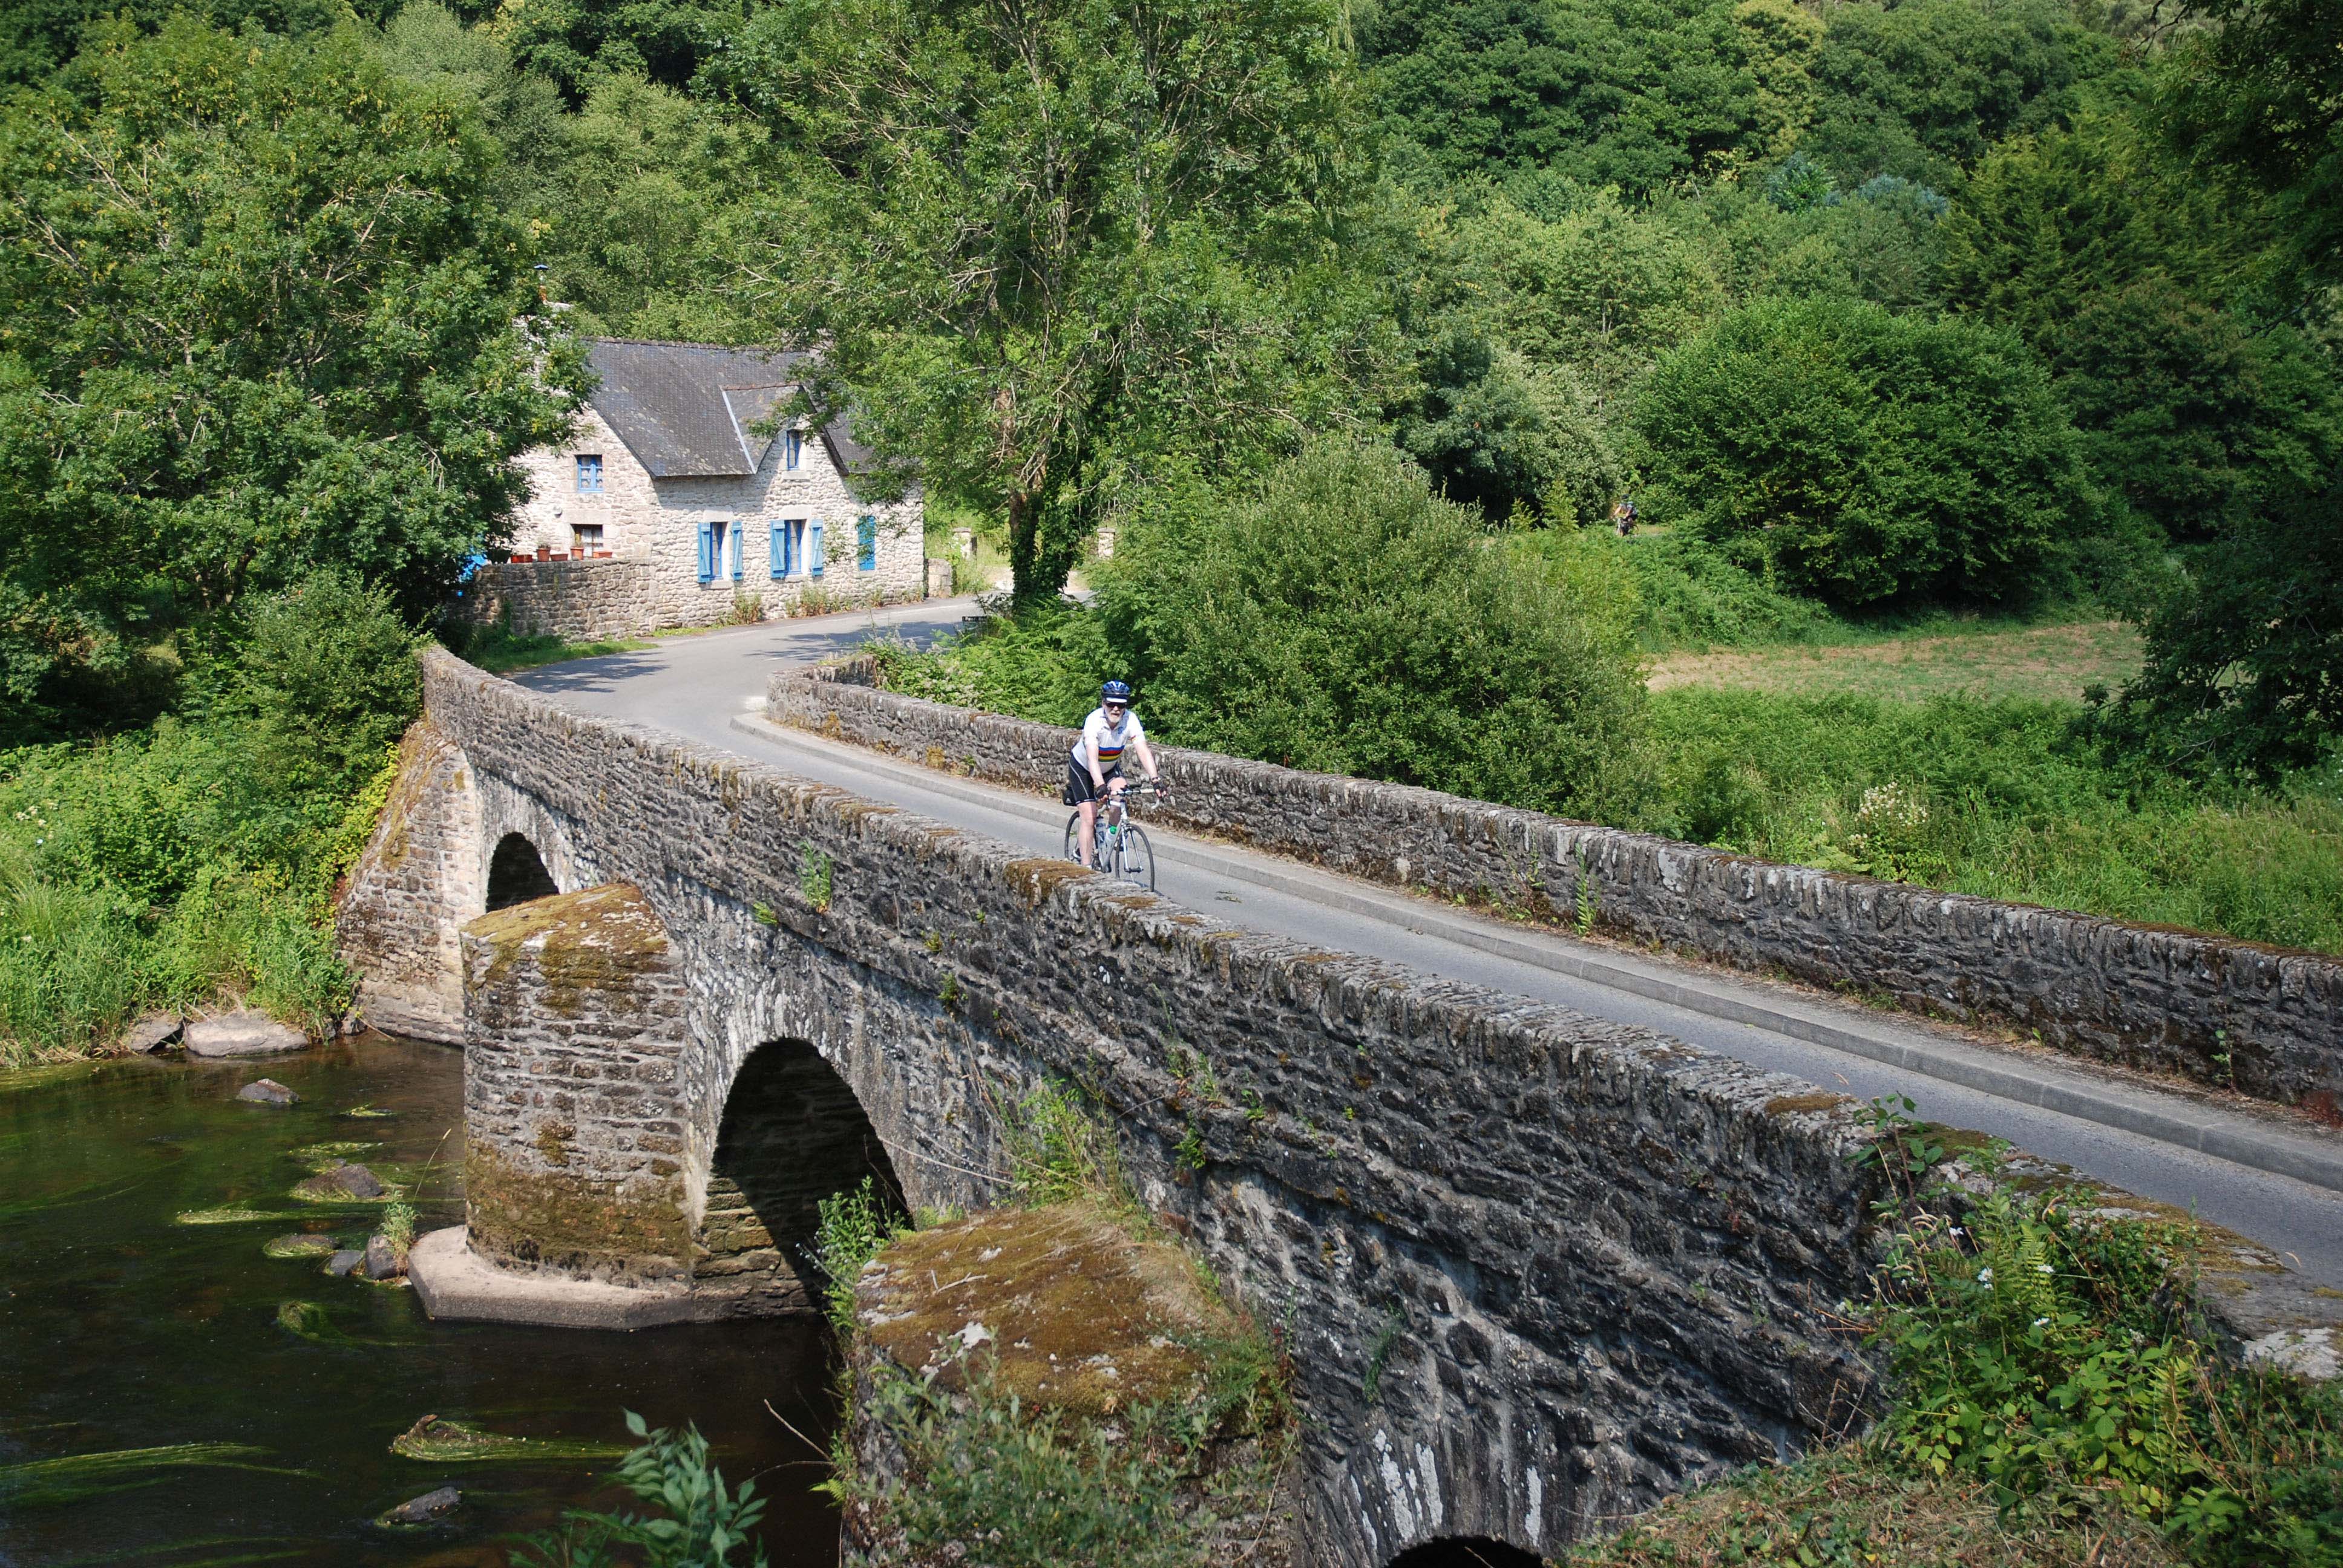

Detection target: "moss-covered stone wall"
[459, 883, 696, 1285]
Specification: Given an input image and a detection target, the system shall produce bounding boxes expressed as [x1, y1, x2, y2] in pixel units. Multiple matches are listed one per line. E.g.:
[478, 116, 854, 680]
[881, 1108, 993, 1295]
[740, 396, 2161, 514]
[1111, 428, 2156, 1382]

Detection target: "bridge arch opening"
[486, 832, 559, 910]
[700, 1039, 908, 1315]
[1386, 1539, 1543, 1568]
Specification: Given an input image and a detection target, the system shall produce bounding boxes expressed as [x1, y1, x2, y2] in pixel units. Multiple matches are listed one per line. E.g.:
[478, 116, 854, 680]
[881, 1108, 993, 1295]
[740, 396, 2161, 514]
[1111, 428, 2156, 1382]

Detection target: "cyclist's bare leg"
[1076, 799, 1098, 866]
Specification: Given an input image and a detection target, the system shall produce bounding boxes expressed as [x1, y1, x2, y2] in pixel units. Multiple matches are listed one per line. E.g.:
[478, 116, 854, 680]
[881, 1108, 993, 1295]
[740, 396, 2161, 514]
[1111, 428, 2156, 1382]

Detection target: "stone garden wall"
[367, 647, 1890, 1566]
[454, 558, 662, 642]
[768, 661, 2343, 1108]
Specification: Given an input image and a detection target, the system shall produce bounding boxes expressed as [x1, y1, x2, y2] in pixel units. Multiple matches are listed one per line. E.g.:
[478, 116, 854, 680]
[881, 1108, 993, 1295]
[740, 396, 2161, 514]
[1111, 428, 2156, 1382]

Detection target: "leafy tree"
[1092, 439, 1652, 820]
[1631, 296, 2094, 606]
[713, 0, 1388, 601]
[2049, 278, 2341, 543]
[436, 0, 749, 102]
[1939, 93, 2269, 347]
[1360, 0, 1798, 195]
[2099, 471, 2343, 783]
[1708, 170, 1949, 314]
[1396, 334, 1620, 524]
[2168, 0, 2343, 290]
[1803, 0, 2118, 185]
[1415, 188, 1727, 419]
[1941, 96, 2337, 544]
[0, 17, 584, 740]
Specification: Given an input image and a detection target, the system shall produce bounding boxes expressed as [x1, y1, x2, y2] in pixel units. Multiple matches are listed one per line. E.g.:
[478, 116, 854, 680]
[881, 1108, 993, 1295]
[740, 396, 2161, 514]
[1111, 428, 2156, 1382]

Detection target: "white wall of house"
[511, 403, 925, 629]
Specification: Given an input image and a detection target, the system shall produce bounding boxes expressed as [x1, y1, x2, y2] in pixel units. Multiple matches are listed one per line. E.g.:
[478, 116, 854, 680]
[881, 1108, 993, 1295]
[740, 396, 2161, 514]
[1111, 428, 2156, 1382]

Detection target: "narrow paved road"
[516, 603, 2343, 1288]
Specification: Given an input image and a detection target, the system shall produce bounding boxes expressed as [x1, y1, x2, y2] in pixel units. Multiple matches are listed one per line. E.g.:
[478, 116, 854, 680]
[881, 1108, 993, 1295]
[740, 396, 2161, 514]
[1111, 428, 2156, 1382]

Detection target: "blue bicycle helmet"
[1101, 680, 1133, 704]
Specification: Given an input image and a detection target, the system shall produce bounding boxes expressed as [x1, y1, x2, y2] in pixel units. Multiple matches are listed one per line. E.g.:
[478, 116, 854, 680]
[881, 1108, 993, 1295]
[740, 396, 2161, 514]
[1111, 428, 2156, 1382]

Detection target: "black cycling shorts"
[1063, 762, 1121, 806]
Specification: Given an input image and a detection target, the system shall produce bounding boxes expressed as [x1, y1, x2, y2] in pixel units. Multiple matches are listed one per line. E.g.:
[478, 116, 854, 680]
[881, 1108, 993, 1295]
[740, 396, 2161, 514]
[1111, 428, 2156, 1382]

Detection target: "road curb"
[730, 711, 2343, 1198]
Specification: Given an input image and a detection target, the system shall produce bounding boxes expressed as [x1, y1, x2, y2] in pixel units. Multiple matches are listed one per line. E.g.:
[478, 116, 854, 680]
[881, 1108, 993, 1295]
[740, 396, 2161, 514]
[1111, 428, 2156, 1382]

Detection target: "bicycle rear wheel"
[1113, 826, 1155, 891]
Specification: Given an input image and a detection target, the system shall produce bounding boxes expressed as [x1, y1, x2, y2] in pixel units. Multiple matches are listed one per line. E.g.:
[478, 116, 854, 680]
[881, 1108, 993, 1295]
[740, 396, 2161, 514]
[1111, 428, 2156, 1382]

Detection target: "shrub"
[1631, 296, 2096, 607]
[1096, 439, 1653, 821]
[2096, 471, 2343, 785]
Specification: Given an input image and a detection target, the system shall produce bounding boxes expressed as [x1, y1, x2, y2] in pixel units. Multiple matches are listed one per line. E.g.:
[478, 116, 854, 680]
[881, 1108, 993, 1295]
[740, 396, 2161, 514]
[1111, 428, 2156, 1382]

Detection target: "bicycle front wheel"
[1113, 826, 1155, 891]
[1064, 812, 1084, 864]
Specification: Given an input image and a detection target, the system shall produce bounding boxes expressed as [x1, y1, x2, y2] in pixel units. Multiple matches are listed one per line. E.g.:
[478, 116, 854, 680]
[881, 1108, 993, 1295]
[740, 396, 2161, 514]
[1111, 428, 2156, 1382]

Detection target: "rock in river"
[374, 1486, 462, 1529]
[295, 1163, 385, 1201]
[185, 1009, 309, 1059]
[363, 1235, 404, 1280]
[237, 1079, 301, 1106]
[264, 1233, 339, 1259]
[122, 1011, 183, 1053]
[326, 1250, 365, 1278]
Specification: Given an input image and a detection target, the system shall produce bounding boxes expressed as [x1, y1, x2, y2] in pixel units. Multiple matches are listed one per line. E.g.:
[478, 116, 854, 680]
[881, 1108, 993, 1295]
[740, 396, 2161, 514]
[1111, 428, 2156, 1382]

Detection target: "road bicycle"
[1063, 781, 1161, 890]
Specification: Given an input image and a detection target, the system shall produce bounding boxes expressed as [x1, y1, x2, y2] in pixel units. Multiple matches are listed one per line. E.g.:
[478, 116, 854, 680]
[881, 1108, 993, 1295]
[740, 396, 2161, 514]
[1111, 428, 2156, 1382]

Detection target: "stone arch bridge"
[338, 650, 1886, 1567]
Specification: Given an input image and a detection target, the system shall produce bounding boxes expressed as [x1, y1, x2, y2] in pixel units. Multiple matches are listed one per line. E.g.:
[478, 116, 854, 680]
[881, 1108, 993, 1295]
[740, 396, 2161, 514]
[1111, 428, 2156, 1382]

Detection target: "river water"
[0, 1034, 840, 1567]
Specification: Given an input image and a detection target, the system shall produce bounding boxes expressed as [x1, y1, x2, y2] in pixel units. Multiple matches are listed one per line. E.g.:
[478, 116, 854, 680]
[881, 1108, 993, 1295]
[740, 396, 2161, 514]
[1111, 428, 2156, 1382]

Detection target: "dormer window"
[576, 454, 604, 494]
[785, 430, 803, 471]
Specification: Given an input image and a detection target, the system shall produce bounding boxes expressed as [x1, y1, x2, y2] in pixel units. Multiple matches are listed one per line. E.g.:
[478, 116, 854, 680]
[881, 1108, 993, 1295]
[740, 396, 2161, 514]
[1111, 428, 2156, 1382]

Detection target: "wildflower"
[2034, 1264, 2054, 1275]
[2033, 1316, 2050, 1328]
[1977, 1267, 1994, 1284]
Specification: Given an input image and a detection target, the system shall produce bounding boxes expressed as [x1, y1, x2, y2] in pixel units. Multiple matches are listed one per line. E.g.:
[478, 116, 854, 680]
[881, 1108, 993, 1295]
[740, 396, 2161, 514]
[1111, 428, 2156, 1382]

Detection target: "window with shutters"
[856, 515, 877, 570]
[785, 430, 802, 471]
[575, 454, 603, 494]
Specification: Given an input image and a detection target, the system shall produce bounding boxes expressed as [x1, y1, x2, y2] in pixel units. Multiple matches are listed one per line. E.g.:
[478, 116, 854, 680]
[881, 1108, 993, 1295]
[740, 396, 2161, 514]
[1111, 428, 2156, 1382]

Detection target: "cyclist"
[1066, 679, 1165, 867]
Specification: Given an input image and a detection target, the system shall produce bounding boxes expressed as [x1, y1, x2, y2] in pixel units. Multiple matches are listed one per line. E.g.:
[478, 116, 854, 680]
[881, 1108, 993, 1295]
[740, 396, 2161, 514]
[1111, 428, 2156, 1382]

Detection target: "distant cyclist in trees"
[1066, 680, 1165, 866]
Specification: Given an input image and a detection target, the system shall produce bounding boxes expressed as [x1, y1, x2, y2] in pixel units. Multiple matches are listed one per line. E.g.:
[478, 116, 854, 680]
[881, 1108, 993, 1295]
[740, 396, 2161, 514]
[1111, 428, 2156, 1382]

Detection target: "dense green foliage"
[0, 578, 418, 1063]
[1867, 1123, 2343, 1563]
[0, 18, 582, 740]
[1632, 296, 2094, 605]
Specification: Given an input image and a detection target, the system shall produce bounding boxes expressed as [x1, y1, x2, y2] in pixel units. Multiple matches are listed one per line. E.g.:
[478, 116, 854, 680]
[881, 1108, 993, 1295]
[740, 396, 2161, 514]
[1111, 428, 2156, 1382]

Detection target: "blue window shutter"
[696, 521, 715, 583]
[769, 523, 785, 580]
[809, 521, 825, 578]
[857, 515, 877, 570]
[731, 522, 744, 581]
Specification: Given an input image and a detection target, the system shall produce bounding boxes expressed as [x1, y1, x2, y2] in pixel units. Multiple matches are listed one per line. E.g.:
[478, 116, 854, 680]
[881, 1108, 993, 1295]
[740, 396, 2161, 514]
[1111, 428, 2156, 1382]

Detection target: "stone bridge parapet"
[341, 648, 1895, 1566]
[770, 659, 2343, 1108]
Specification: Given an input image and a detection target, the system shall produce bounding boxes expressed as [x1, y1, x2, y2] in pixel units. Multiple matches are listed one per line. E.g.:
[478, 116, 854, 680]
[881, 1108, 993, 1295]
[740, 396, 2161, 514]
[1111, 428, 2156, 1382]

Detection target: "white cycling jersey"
[1071, 707, 1145, 779]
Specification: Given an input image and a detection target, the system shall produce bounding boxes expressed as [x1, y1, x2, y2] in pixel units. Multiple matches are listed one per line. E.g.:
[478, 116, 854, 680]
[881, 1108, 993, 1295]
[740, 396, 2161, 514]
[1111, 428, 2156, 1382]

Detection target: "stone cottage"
[477, 338, 925, 638]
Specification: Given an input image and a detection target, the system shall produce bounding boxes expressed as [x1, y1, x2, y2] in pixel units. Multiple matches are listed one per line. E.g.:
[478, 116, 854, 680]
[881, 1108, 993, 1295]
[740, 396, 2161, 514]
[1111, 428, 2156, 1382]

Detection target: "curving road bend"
[514, 602, 2343, 1289]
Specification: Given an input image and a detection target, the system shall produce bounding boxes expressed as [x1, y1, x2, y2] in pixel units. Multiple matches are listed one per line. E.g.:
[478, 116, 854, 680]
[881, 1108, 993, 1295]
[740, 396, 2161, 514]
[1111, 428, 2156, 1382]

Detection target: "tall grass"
[1645, 690, 2343, 953]
[0, 574, 416, 1066]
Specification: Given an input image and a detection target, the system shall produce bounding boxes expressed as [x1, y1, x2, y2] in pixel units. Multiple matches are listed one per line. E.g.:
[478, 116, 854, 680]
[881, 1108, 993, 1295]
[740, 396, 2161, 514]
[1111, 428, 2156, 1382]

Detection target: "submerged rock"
[184, 1010, 309, 1059]
[236, 1079, 300, 1106]
[326, 1250, 365, 1278]
[295, 1163, 385, 1202]
[122, 1012, 183, 1053]
[373, 1485, 462, 1528]
[263, 1233, 338, 1259]
[389, 1415, 630, 1464]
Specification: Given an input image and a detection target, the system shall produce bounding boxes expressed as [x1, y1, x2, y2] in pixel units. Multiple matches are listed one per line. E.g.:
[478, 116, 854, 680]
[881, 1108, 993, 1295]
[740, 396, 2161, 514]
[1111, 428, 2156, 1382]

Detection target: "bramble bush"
[1859, 1114, 2343, 1565]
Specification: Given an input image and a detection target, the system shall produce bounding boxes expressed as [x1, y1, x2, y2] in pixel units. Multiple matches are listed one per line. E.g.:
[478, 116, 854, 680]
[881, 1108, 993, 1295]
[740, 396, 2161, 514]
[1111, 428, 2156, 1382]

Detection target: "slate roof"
[583, 338, 876, 480]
